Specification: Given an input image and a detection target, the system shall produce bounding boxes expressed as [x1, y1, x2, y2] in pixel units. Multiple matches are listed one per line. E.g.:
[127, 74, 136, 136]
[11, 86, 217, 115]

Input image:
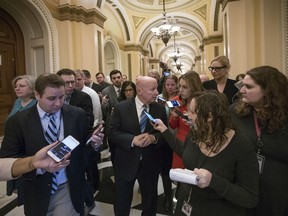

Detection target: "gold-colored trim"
[123, 44, 149, 56]
[203, 35, 223, 45]
[55, 4, 107, 27]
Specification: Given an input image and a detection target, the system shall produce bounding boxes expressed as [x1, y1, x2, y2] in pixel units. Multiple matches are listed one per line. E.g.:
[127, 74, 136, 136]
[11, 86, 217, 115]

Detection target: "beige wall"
[222, 0, 283, 78]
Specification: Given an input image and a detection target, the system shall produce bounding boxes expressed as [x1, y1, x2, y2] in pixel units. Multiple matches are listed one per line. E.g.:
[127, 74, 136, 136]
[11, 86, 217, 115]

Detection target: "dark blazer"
[203, 78, 238, 104]
[0, 104, 88, 216]
[109, 99, 167, 181]
[101, 85, 121, 134]
[70, 89, 94, 129]
[91, 82, 104, 94]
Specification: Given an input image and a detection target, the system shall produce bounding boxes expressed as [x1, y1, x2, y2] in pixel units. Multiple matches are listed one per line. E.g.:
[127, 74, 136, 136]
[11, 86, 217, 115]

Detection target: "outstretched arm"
[11, 142, 70, 178]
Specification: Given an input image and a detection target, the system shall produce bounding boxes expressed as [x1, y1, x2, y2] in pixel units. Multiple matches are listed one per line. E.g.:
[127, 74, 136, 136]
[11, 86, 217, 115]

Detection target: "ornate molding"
[203, 35, 223, 45]
[56, 4, 107, 27]
[132, 15, 145, 29]
[123, 44, 149, 56]
[149, 59, 160, 64]
[32, 0, 57, 73]
[194, 4, 207, 20]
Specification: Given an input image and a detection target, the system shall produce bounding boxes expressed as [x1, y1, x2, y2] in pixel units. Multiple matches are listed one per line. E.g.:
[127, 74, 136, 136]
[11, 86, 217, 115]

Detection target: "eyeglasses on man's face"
[65, 81, 75, 86]
[208, 66, 227, 72]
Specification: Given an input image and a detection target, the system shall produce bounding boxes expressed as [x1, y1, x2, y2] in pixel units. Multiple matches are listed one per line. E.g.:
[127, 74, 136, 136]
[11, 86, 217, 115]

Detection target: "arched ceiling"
[118, 0, 204, 12]
[111, 0, 212, 73]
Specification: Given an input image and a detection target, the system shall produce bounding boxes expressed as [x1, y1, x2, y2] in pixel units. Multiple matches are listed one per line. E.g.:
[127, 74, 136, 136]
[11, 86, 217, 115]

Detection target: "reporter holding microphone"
[153, 90, 259, 216]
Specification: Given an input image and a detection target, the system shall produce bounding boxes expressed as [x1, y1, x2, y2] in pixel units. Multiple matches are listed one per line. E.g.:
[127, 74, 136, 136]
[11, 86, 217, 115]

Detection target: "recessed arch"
[0, 0, 59, 75]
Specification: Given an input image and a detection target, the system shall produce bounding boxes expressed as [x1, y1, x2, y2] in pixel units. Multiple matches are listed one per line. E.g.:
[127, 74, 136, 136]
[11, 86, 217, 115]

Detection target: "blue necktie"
[45, 113, 59, 195]
[140, 105, 148, 132]
[45, 114, 58, 143]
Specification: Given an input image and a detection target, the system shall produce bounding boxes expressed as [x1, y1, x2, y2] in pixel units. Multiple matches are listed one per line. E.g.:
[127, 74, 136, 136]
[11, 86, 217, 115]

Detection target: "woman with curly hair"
[230, 66, 288, 216]
[153, 91, 259, 216]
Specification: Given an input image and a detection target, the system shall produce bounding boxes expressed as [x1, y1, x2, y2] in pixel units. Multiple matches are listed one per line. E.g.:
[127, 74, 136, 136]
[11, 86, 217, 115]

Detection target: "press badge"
[181, 200, 192, 216]
[257, 153, 265, 174]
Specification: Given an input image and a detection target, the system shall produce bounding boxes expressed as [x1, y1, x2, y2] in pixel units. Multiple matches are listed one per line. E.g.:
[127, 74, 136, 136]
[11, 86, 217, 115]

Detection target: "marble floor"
[0, 148, 175, 216]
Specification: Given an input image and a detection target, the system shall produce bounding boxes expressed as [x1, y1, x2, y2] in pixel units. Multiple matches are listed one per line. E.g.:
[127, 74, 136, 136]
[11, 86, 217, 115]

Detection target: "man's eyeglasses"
[208, 66, 226, 72]
[65, 81, 75, 85]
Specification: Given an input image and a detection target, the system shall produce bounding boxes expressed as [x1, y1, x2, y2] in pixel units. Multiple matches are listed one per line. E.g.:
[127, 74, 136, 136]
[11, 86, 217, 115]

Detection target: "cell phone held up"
[166, 100, 180, 108]
[157, 96, 166, 104]
[47, 135, 80, 162]
[144, 111, 157, 124]
[86, 124, 104, 146]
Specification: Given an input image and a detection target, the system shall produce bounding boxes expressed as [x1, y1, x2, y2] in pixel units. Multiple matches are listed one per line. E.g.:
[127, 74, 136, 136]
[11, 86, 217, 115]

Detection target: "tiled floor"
[0, 148, 174, 216]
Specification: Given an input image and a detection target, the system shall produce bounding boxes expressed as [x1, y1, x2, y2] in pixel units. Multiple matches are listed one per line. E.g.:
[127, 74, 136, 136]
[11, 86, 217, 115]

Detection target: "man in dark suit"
[96, 72, 111, 93]
[0, 74, 103, 216]
[101, 69, 122, 160]
[57, 68, 94, 129]
[83, 69, 102, 94]
[109, 76, 167, 216]
[57, 69, 99, 213]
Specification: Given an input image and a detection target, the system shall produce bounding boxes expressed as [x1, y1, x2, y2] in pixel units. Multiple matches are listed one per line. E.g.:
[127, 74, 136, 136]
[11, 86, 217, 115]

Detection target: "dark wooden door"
[0, 42, 16, 134]
[0, 8, 25, 135]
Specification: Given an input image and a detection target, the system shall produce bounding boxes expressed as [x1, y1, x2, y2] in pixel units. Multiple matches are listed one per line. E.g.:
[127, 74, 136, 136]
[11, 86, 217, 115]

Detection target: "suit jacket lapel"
[27, 105, 50, 148]
[61, 106, 74, 137]
[129, 99, 142, 133]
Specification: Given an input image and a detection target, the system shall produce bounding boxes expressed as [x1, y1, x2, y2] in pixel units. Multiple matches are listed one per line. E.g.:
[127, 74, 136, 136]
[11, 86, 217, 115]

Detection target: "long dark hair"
[235, 66, 288, 133]
[191, 90, 234, 153]
[120, 81, 136, 100]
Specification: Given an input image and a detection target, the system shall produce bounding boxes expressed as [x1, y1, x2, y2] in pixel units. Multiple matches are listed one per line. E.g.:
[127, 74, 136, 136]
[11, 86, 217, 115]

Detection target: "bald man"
[109, 76, 167, 216]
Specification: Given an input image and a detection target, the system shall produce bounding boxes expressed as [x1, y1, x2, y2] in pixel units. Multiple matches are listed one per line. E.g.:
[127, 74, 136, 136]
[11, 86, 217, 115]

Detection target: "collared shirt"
[135, 96, 149, 122]
[113, 85, 121, 97]
[36, 103, 67, 185]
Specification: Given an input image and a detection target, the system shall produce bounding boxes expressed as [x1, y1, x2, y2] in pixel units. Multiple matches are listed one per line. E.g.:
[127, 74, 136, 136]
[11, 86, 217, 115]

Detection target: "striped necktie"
[45, 113, 59, 195]
[139, 105, 148, 133]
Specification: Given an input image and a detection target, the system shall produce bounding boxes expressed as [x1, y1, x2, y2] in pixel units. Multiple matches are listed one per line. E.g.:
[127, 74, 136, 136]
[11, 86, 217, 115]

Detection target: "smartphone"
[166, 100, 180, 108]
[163, 71, 170, 77]
[47, 135, 80, 162]
[86, 126, 104, 146]
[144, 111, 157, 124]
[175, 109, 189, 120]
[157, 96, 166, 104]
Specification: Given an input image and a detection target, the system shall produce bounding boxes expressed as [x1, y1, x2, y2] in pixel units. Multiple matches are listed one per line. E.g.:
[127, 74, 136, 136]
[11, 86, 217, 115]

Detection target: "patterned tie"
[44, 113, 59, 195]
[45, 114, 58, 143]
[139, 105, 148, 132]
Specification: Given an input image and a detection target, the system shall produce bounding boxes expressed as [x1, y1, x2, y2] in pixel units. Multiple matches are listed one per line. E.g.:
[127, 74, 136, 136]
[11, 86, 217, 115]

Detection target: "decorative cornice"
[56, 4, 107, 27]
[123, 44, 149, 56]
[203, 35, 223, 45]
[149, 59, 160, 64]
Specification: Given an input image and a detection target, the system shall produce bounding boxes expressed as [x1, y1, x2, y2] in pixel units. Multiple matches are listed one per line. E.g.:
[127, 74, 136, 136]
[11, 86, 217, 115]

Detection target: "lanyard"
[253, 110, 264, 153]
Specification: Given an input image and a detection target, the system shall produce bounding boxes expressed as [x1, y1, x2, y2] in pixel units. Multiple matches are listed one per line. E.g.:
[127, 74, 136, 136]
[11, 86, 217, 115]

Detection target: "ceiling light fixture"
[151, 0, 180, 46]
[168, 34, 182, 62]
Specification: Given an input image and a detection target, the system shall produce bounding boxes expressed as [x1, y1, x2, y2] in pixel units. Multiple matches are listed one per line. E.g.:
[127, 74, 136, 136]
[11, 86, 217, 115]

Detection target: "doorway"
[0, 8, 25, 135]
